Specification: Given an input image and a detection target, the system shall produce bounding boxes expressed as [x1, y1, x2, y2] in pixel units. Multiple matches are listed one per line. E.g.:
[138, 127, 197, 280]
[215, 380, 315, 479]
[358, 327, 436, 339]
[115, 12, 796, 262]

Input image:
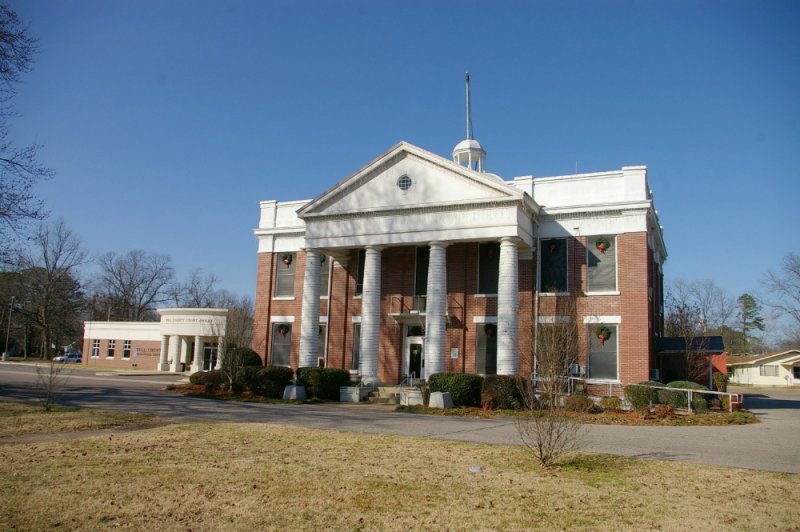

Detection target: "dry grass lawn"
[0, 404, 797, 530]
[0, 400, 157, 438]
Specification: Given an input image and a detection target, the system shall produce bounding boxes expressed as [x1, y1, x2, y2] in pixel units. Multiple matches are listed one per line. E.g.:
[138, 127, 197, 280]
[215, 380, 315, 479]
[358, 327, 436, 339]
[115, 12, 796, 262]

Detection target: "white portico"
[156, 308, 228, 373]
[284, 136, 538, 383]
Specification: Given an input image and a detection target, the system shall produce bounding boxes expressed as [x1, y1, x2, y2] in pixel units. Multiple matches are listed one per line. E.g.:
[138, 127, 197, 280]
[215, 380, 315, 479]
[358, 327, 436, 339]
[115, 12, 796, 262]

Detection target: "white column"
[215, 336, 224, 369]
[299, 249, 322, 368]
[359, 245, 382, 385]
[191, 335, 203, 373]
[158, 335, 170, 371]
[170, 335, 182, 373]
[424, 242, 447, 379]
[497, 237, 519, 375]
[181, 338, 191, 368]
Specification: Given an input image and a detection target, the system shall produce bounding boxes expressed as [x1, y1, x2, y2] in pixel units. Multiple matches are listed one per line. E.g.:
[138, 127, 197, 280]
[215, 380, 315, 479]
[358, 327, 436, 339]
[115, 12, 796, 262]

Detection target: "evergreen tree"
[736, 293, 765, 353]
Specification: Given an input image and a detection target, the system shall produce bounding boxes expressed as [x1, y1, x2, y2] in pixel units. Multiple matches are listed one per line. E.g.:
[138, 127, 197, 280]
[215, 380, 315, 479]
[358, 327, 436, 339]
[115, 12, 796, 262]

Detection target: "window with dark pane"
[355, 249, 366, 296]
[319, 254, 330, 296]
[478, 242, 500, 294]
[476, 323, 498, 375]
[414, 246, 429, 311]
[351, 323, 361, 370]
[540, 238, 567, 292]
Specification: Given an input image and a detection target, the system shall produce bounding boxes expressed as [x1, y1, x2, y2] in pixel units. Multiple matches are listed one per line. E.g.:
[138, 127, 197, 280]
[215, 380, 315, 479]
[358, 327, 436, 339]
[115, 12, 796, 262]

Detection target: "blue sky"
[7, 1, 800, 311]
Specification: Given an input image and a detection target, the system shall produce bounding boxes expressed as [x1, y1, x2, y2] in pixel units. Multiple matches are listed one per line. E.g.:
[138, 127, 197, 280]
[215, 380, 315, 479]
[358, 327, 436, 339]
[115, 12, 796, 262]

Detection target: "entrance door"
[793, 366, 800, 384]
[404, 336, 424, 380]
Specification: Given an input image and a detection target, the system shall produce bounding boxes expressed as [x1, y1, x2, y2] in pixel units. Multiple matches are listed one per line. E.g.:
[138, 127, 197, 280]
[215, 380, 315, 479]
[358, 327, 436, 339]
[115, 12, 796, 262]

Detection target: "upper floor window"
[355, 249, 366, 296]
[319, 255, 330, 297]
[478, 242, 500, 295]
[587, 235, 617, 292]
[540, 238, 567, 293]
[414, 247, 429, 311]
[274, 253, 296, 297]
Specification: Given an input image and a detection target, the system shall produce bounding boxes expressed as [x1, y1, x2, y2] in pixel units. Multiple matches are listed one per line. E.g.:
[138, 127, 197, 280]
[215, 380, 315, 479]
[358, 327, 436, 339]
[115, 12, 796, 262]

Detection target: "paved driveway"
[1, 364, 798, 473]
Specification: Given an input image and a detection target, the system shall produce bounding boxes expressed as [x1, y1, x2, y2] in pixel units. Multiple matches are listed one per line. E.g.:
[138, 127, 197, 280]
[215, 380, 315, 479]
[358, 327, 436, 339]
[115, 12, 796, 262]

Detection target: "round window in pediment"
[397, 175, 412, 191]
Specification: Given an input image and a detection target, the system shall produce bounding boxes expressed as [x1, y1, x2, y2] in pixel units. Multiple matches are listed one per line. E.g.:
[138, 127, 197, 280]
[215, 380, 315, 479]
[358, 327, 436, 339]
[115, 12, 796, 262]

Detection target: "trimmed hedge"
[624, 381, 662, 408]
[222, 347, 263, 370]
[428, 373, 483, 407]
[296, 367, 350, 400]
[600, 396, 622, 411]
[190, 369, 225, 390]
[189, 371, 206, 385]
[658, 380, 709, 409]
[482, 375, 527, 410]
[252, 366, 295, 398]
[565, 394, 594, 412]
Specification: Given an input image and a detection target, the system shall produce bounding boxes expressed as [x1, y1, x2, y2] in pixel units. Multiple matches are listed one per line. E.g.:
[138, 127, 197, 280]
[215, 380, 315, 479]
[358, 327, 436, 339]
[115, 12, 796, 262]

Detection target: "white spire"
[453, 71, 486, 172]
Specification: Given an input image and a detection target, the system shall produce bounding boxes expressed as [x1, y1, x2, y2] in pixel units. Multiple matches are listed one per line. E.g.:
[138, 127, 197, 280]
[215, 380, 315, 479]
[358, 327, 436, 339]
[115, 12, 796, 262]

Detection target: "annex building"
[252, 88, 667, 392]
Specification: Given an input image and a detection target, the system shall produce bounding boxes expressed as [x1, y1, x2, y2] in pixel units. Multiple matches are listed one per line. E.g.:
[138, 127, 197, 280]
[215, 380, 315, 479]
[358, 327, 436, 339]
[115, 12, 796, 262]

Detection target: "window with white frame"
[271, 323, 292, 366]
[476, 323, 498, 375]
[414, 247, 429, 311]
[122, 340, 131, 359]
[759, 365, 779, 377]
[588, 324, 618, 380]
[317, 324, 327, 367]
[107, 339, 115, 358]
[587, 235, 617, 292]
[478, 242, 500, 295]
[274, 253, 296, 297]
[91, 339, 100, 358]
[540, 238, 567, 292]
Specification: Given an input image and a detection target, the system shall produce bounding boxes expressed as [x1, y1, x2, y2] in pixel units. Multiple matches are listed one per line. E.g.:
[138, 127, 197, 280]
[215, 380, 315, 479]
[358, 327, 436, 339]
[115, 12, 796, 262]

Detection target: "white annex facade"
[728, 350, 800, 386]
[82, 308, 228, 372]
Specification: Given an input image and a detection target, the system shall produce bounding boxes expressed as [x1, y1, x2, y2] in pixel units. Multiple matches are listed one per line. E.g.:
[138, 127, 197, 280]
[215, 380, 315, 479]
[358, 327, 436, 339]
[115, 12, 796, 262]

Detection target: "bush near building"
[428, 373, 483, 407]
[296, 367, 350, 400]
[623, 381, 663, 409]
[482, 375, 527, 410]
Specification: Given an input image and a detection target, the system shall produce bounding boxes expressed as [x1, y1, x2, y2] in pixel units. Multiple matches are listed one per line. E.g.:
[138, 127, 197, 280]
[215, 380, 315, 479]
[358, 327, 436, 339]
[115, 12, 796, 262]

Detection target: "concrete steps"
[366, 385, 419, 405]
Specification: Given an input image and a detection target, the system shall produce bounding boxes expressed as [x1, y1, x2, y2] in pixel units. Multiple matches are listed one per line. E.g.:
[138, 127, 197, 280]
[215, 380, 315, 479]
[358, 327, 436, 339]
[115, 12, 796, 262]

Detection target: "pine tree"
[736, 293, 765, 353]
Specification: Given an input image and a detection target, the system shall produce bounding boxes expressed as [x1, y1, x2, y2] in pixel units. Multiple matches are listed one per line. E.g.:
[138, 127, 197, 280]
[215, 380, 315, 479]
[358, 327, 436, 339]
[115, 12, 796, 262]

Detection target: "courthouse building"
[251, 97, 667, 389]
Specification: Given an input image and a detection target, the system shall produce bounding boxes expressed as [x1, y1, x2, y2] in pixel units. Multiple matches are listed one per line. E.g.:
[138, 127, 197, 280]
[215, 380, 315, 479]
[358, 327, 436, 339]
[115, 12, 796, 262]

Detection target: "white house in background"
[82, 308, 228, 372]
[727, 350, 800, 386]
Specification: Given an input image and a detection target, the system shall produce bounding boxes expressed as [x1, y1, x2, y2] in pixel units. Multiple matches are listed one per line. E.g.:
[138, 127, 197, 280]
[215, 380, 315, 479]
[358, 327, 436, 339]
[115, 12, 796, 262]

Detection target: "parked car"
[53, 353, 82, 363]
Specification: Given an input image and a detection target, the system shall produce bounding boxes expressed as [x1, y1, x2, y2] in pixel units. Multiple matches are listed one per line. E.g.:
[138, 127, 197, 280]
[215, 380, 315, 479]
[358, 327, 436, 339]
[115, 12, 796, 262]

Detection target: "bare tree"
[0, 5, 52, 261]
[168, 269, 219, 307]
[94, 250, 174, 321]
[35, 358, 68, 411]
[18, 220, 86, 358]
[763, 252, 800, 338]
[517, 294, 584, 467]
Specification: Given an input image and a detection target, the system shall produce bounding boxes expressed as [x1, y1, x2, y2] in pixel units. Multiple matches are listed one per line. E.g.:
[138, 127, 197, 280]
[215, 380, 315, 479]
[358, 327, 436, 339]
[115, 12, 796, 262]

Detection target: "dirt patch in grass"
[0, 399, 160, 439]
[0, 419, 796, 530]
[394, 404, 758, 426]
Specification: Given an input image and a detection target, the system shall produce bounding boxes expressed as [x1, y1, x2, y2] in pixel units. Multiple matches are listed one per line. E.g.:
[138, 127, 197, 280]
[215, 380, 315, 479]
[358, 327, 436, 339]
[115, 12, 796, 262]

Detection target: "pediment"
[298, 142, 524, 218]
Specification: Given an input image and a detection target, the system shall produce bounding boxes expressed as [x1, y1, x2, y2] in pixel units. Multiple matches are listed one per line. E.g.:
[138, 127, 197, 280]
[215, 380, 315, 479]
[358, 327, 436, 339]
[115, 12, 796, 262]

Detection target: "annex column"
[169, 335, 182, 373]
[497, 237, 519, 375]
[158, 335, 170, 371]
[359, 245, 382, 385]
[424, 241, 447, 379]
[191, 335, 203, 373]
[299, 249, 322, 368]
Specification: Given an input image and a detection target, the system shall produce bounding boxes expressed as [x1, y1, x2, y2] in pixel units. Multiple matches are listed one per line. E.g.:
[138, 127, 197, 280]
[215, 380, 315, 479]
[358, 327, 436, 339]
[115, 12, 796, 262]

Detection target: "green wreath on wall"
[277, 324, 291, 337]
[281, 253, 293, 266]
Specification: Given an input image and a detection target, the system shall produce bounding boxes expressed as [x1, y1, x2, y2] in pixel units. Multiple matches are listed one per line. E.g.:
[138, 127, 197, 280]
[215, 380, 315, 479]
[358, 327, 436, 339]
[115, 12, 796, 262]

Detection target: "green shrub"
[482, 375, 527, 410]
[251, 366, 295, 398]
[658, 381, 708, 408]
[189, 371, 207, 385]
[624, 381, 661, 408]
[691, 395, 709, 413]
[296, 367, 350, 400]
[565, 394, 593, 412]
[203, 369, 226, 392]
[713, 372, 729, 392]
[600, 396, 622, 411]
[234, 366, 262, 394]
[223, 348, 263, 369]
[428, 373, 483, 407]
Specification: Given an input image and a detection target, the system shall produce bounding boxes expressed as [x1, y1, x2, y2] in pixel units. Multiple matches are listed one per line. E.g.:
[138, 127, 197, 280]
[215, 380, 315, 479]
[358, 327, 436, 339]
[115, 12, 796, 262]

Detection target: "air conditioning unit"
[569, 364, 585, 377]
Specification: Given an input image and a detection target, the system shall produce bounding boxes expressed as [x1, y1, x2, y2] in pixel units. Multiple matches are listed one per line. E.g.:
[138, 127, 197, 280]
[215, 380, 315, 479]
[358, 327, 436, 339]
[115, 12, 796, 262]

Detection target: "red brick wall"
[252, 232, 657, 385]
[81, 339, 161, 370]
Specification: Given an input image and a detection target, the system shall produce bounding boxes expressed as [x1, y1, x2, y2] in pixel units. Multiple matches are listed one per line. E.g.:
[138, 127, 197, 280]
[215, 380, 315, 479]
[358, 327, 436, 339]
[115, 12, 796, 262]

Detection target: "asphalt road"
[1, 363, 798, 474]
